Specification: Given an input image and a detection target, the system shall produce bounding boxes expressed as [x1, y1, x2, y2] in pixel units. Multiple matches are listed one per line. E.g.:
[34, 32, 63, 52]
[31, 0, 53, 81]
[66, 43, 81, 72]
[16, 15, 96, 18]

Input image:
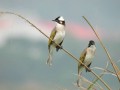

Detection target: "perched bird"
[77, 40, 96, 87]
[47, 16, 66, 66]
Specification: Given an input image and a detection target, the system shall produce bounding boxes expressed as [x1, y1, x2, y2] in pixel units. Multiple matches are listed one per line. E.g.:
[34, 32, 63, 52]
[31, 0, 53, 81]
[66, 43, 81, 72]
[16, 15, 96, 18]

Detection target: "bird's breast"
[85, 54, 93, 60]
[54, 30, 65, 44]
[84, 47, 96, 65]
[84, 54, 93, 66]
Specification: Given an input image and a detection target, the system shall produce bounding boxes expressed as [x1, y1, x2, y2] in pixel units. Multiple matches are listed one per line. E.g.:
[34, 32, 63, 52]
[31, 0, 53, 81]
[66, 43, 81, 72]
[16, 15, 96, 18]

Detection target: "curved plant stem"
[82, 16, 120, 83]
[0, 12, 111, 90]
[88, 74, 104, 90]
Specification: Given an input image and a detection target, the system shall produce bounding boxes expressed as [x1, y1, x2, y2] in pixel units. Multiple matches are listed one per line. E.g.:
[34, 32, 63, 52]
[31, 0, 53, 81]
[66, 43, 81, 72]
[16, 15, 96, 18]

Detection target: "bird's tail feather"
[46, 45, 55, 66]
[78, 65, 84, 75]
[77, 66, 84, 87]
[46, 53, 52, 66]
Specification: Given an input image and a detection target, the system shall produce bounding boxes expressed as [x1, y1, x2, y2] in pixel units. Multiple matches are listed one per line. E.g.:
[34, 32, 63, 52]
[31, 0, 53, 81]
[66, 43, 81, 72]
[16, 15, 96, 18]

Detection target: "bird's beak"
[52, 20, 55, 21]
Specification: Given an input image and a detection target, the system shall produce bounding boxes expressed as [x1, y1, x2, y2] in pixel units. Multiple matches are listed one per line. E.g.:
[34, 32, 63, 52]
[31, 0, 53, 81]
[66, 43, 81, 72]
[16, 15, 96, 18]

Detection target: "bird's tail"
[46, 45, 55, 66]
[47, 55, 52, 66]
[77, 65, 84, 87]
[78, 66, 84, 75]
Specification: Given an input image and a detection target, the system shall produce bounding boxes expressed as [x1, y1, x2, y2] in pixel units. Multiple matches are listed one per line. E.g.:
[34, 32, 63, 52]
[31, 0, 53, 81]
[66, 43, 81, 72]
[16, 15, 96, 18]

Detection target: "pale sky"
[0, 0, 120, 40]
[0, 0, 120, 90]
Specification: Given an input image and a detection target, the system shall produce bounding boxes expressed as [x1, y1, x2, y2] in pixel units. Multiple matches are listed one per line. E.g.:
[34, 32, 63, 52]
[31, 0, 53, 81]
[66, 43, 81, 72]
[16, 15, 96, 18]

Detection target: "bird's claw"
[60, 46, 63, 49]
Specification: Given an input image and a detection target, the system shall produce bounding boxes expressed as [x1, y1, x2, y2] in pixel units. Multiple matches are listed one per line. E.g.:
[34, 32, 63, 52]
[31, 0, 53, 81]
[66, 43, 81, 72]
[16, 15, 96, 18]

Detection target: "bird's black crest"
[53, 16, 65, 26]
[55, 16, 60, 21]
[88, 40, 95, 47]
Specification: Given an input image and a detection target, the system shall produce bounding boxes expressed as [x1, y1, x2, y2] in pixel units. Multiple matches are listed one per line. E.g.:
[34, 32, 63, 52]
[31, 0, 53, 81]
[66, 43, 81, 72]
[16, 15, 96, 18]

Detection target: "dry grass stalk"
[82, 16, 120, 82]
[0, 12, 111, 89]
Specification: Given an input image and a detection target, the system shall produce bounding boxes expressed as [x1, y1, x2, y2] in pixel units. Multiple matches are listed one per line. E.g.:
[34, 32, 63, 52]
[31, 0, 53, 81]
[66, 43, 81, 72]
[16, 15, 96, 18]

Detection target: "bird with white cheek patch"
[47, 16, 66, 66]
[77, 40, 96, 87]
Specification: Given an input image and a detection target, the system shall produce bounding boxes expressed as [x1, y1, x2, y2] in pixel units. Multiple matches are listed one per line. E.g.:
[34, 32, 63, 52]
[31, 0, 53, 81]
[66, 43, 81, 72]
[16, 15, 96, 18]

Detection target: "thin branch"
[96, 82, 104, 90]
[73, 73, 96, 85]
[92, 67, 116, 77]
[73, 73, 103, 89]
[105, 61, 109, 69]
[79, 74, 103, 89]
[88, 73, 104, 90]
[82, 16, 120, 82]
[102, 72, 117, 77]
[88, 61, 108, 90]
[0, 11, 111, 90]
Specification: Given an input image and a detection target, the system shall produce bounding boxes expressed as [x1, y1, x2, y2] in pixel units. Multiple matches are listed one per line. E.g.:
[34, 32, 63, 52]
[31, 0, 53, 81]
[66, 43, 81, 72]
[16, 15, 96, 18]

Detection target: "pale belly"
[83, 46, 96, 66]
[54, 31, 65, 45]
[84, 54, 94, 66]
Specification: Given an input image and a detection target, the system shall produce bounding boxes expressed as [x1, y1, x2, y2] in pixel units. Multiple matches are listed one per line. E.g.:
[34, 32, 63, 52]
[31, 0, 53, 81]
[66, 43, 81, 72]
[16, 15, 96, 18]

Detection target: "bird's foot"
[56, 45, 63, 51]
[60, 45, 63, 49]
[86, 68, 91, 72]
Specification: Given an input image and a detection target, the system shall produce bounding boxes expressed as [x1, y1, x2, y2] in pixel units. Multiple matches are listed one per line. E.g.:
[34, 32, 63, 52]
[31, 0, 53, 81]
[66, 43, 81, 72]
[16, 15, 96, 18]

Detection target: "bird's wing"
[79, 48, 87, 64]
[78, 48, 87, 74]
[86, 62, 92, 72]
[48, 28, 57, 49]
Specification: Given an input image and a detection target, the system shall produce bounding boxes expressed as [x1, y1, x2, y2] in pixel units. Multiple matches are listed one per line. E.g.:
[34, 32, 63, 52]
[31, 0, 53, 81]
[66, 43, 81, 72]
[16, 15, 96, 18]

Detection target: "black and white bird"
[47, 16, 66, 66]
[77, 40, 96, 86]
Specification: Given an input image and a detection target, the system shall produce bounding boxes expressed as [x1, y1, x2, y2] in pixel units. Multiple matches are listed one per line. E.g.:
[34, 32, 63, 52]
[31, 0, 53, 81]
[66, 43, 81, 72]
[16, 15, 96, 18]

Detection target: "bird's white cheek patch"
[59, 16, 64, 21]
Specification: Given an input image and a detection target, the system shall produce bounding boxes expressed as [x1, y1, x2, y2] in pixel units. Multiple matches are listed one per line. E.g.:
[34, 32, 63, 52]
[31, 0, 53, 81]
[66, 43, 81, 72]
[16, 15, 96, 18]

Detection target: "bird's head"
[88, 40, 95, 47]
[52, 16, 65, 26]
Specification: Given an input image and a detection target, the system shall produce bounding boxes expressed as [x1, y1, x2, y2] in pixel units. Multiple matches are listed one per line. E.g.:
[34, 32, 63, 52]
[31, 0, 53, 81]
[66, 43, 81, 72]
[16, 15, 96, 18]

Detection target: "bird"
[46, 16, 66, 66]
[77, 40, 96, 87]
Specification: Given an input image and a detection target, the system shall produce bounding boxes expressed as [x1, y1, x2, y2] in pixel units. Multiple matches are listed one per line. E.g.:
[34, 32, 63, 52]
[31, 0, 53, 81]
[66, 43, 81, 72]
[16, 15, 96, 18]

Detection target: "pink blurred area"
[67, 23, 96, 40]
[0, 18, 95, 40]
[0, 15, 117, 42]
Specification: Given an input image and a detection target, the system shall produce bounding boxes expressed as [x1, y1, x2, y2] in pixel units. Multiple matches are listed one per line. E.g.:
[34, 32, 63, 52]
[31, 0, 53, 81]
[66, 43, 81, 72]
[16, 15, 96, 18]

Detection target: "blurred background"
[0, 0, 120, 90]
